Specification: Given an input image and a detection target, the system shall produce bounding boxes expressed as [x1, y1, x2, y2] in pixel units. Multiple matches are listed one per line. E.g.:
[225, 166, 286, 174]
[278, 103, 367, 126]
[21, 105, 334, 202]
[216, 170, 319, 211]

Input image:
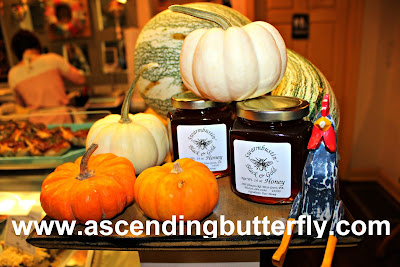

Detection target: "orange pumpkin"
[134, 158, 219, 221]
[40, 144, 136, 224]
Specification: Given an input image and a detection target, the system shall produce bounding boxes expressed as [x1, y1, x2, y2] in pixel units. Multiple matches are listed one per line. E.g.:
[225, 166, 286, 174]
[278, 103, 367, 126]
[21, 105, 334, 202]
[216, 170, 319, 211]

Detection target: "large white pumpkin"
[86, 63, 169, 174]
[172, 5, 287, 102]
[134, 2, 251, 116]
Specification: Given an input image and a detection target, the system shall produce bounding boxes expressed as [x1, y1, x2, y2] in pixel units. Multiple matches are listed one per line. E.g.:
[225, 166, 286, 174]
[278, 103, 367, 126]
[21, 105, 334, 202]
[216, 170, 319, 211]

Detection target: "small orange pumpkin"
[40, 144, 136, 224]
[134, 158, 219, 222]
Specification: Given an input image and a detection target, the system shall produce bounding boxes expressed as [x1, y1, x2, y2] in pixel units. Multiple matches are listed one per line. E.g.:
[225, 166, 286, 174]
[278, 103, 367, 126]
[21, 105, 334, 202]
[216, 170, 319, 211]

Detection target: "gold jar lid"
[171, 91, 228, 110]
[236, 95, 309, 122]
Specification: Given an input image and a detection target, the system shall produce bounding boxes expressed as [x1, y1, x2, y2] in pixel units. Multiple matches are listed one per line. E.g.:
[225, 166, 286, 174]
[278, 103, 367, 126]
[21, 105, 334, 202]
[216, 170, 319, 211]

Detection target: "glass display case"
[0, 110, 113, 266]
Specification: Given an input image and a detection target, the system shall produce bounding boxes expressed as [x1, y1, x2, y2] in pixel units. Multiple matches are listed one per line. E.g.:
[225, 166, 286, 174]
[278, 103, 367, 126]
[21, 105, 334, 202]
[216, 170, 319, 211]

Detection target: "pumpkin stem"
[169, 5, 232, 31]
[76, 143, 98, 181]
[171, 162, 184, 174]
[120, 62, 159, 124]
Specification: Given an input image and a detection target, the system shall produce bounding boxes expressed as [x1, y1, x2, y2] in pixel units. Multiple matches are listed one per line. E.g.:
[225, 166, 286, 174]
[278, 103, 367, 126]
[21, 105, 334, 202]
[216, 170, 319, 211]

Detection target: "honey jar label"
[233, 140, 291, 198]
[177, 124, 227, 171]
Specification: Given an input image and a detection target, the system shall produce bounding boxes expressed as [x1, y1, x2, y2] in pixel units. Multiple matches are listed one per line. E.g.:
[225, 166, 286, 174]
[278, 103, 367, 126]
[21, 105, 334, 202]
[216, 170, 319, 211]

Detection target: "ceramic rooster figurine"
[272, 94, 344, 267]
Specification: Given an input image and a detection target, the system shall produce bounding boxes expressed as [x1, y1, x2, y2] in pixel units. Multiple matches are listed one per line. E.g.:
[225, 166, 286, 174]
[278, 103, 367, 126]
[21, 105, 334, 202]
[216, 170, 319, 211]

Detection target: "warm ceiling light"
[116, 0, 127, 3]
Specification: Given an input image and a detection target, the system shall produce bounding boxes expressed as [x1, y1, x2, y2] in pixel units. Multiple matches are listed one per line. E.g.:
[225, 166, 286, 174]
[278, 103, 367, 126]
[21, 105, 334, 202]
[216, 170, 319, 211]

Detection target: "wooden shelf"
[27, 176, 362, 251]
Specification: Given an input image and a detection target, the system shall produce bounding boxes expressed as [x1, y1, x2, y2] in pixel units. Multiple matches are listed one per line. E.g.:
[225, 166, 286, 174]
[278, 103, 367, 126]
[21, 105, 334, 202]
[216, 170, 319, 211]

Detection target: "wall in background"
[351, 0, 400, 188]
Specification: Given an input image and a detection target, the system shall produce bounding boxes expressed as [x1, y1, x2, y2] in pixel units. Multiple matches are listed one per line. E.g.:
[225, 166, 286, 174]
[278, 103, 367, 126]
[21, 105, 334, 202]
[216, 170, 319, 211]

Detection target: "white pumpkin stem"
[76, 143, 98, 181]
[120, 62, 159, 123]
[169, 5, 233, 31]
[171, 162, 184, 174]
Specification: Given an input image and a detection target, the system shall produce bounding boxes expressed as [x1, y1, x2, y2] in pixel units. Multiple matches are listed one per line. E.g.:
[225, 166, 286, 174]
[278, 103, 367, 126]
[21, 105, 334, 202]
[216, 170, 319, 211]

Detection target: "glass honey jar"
[230, 95, 312, 204]
[168, 92, 235, 177]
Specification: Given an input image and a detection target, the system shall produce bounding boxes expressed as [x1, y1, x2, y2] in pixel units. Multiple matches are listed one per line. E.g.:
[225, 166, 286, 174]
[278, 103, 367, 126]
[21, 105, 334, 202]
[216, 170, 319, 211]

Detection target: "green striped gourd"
[272, 49, 340, 128]
[134, 2, 340, 127]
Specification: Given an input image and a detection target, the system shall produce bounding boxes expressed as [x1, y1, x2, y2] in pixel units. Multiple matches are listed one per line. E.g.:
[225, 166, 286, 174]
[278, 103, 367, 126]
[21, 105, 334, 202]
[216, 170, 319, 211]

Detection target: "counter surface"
[27, 176, 362, 250]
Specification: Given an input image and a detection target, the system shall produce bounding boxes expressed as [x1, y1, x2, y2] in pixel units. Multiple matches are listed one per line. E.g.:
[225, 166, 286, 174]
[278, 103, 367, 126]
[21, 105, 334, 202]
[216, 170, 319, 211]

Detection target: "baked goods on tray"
[0, 241, 69, 267]
[0, 120, 88, 157]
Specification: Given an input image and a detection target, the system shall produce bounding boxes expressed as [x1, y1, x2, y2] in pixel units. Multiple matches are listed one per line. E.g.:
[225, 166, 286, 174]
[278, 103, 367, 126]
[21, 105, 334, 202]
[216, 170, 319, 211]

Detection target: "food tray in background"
[0, 123, 93, 170]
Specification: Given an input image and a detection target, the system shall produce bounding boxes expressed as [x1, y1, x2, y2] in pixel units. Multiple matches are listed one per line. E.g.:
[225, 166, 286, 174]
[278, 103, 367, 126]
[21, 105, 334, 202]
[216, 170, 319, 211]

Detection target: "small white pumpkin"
[170, 5, 287, 102]
[86, 63, 169, 174]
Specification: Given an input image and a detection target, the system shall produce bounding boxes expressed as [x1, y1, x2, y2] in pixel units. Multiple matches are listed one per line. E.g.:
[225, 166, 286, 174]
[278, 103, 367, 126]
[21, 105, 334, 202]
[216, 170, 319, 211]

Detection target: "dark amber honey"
[168, 92, 235, 177]
[230, 96, 312, 204]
